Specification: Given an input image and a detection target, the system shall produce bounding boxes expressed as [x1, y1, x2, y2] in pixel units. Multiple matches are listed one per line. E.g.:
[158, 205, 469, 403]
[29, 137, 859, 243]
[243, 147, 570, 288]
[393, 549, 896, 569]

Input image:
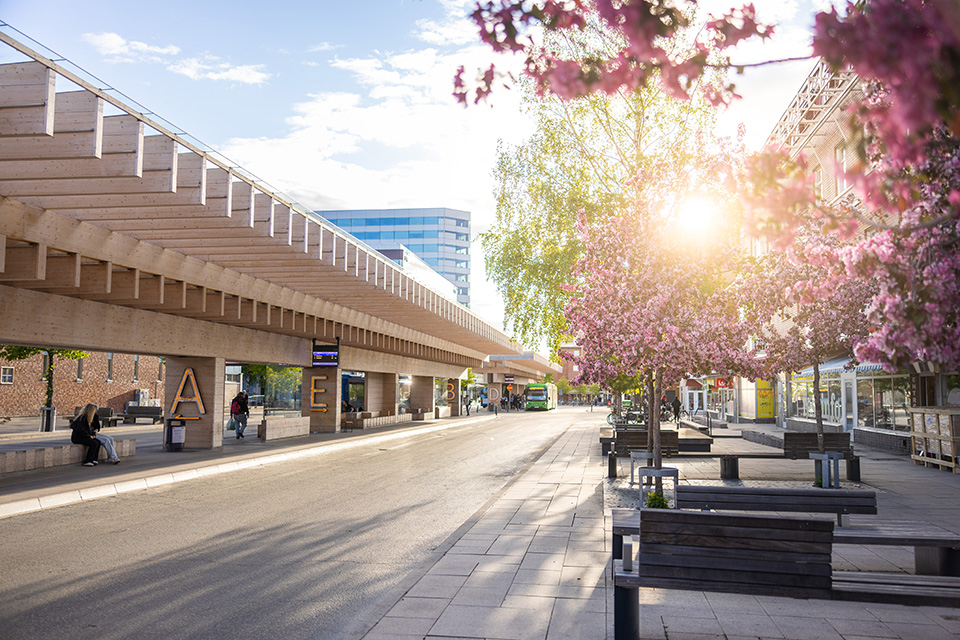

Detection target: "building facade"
[714, 59, 960, 453]
[317, 208, 471, 306]
[0, 351, 165, 419]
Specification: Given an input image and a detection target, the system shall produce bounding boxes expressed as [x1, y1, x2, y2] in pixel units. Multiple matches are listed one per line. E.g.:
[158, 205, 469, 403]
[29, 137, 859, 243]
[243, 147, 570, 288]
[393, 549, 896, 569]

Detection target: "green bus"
[524, 383, 558, 410]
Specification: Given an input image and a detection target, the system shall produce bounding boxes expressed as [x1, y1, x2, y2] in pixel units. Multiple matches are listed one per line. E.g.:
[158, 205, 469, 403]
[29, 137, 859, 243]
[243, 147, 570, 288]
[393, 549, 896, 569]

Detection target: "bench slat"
[640, 542, 832, 566]
[640, 547, 833, 577]
[616, 569, 832, 600]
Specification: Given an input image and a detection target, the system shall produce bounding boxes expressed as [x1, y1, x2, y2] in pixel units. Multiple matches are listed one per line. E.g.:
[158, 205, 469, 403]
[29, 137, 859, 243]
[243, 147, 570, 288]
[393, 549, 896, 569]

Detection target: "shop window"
[835, 144, 848, 195]
[133, 354, 139, 382]
[944, 374, 960, 406]
[107, 353, 113, 382]
[0, 366, 12, 384]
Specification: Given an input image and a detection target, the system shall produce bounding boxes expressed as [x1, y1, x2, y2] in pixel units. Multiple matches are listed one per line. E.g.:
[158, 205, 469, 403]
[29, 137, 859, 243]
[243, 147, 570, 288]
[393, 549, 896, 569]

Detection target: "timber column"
[303, 367, 341, 432]
[410, 376, 436, 415]
[365, 372, 399, 417]
[447, 378, 462, 417]
[164, 356, 225, 450]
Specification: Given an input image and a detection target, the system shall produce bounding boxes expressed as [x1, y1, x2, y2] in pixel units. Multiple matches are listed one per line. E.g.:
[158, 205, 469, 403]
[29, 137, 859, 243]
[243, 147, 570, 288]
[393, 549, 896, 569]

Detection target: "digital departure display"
[312, 340, 339, 367]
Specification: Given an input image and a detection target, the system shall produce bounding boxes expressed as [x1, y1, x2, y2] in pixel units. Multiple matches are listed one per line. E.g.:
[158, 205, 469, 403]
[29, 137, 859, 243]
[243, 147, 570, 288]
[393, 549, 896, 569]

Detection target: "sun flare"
[676, 197, 718, 236]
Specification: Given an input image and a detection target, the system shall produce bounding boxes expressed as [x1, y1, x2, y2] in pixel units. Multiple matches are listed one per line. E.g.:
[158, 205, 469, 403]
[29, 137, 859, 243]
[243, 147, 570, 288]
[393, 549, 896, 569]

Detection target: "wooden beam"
[0, 62, 55, 136]
[0, 243, 45, 280]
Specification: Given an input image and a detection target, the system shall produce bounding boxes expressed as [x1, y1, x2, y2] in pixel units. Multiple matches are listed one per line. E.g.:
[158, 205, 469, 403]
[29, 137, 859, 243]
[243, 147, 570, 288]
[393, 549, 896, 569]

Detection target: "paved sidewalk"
[2, 412, 960, 639]
[358, 417, 960, 640]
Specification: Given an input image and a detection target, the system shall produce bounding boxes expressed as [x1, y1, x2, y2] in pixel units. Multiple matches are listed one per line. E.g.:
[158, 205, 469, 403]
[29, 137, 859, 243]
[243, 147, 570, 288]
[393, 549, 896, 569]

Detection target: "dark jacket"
[232, 394, 249, 416]
[70, 413, 101, 443]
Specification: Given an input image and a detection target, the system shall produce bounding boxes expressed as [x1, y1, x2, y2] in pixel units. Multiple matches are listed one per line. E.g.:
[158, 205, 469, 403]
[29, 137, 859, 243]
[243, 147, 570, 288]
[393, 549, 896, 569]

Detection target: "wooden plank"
[640, 508, 834, 532]
[1, 251, 80, 287]
[641, 541, 831, 566]
[0, 90, 102, 159]
[0, 243, 45, 279]
[0, 62, 54, 135]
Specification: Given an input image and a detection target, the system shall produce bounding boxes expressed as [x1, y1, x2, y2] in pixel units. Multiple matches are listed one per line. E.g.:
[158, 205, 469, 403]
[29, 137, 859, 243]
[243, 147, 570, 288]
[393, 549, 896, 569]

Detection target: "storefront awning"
[793, 357, 883, 380]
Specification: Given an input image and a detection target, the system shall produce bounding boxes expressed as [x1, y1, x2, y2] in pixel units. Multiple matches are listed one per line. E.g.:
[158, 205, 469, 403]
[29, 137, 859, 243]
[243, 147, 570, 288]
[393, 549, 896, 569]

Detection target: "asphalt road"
[0, 407, 587, 640]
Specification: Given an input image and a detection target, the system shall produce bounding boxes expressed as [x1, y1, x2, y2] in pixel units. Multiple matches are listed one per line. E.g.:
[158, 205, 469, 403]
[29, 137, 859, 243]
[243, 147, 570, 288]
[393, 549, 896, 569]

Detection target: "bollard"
[608, 451, 618, 478]
[720, 456, 739, 480]
[846, 456, 861, 482]
[614, 539, 640, 640]
[39, 406, 56, 432]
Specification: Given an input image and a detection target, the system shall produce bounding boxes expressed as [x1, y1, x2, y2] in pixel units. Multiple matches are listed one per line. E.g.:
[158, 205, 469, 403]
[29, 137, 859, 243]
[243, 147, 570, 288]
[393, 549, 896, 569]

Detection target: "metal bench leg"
[608, 452, 618, 478]
[916, 547, 960, 576]
[614, 585, 640, 640]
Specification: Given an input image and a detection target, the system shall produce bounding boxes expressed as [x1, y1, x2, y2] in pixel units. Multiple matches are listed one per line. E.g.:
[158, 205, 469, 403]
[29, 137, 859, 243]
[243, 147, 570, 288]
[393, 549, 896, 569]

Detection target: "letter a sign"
[170, 368, 206, 418]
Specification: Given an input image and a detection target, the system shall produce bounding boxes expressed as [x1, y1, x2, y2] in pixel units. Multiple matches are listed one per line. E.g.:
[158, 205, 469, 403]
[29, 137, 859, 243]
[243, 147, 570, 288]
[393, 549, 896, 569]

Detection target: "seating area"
[613, 429, 679, 457]
[120, 406, 164, 424]
[0, 437, 136, 474]
[341, 412, 413, 431]
[613, 507, 960, 639]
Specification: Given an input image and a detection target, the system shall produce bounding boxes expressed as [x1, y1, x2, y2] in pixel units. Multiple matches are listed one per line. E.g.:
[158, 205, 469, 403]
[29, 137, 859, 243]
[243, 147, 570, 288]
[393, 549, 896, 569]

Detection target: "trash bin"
[164, 418, 186, 451]
[39, 406, 56, 432]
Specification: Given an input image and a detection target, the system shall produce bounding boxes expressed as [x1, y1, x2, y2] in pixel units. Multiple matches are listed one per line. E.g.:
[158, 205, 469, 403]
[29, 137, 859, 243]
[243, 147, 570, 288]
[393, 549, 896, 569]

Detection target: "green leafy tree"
[556, 376, 573, 396]
[0, 345, 87, 409]
[481, 19, 722, 356]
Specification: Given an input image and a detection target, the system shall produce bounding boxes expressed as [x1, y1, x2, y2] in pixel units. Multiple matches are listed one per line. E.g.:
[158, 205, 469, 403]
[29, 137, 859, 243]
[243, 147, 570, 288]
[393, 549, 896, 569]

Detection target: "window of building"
[790, 373, 842, 423]
[41, 352, 49, 380]
[834, 144, 847, 195]
[856, 374, 910, 431]
[455, 274, 468, 282]
[457, 287, 468, 295]
[76, 357, 83, 382]
[158, 358, 164, 381]
[455, 233, 468, 241]
[107, 352, 113, 382]
[573, 364, 579, 372]
[454, 219, 469, 228]
[944, 374, 960, 406]
[133, 354, 139, 382]
[813, 165, 822, 201]
[0, 366, 12, 384]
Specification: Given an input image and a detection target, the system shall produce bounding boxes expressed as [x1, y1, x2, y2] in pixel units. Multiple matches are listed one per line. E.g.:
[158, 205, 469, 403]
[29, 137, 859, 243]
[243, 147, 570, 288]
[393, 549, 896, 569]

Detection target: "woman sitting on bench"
[70, 404, 102, 466]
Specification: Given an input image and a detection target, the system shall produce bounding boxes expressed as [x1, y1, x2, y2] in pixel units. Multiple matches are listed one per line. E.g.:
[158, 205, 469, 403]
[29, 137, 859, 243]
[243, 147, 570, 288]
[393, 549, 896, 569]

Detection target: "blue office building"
[316, 207, 471, 307]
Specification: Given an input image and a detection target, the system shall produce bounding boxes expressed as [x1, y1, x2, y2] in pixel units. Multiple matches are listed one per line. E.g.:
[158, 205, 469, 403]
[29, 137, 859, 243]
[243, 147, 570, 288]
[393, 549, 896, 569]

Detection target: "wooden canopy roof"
[0, 32, 523, 368]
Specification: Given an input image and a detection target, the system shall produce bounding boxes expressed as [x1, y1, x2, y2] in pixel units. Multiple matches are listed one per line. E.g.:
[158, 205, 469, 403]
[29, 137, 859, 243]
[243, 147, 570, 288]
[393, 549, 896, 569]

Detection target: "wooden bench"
[783, 431, 854, 459]
[833, 520, 960, 577]
[612, 509, 960, 639]
[120, 406, 164, 424]
[676, 484, 877, 525]
[73, 407, 122, 428]
[0, 437, 136, 473]
[613, 509, 833, 639]
[613, 429, 679, 457]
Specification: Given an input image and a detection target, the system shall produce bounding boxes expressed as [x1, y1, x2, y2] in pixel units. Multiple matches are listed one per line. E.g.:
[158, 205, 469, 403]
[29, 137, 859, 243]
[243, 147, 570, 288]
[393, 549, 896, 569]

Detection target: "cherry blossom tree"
[564, 142, 762, 470]
[734, 228, 876, 452]
[463, 0, 960, 373]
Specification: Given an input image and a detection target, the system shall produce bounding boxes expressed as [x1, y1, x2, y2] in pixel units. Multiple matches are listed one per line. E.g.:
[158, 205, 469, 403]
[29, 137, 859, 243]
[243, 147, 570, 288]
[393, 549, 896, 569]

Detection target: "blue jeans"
[96, 432, 118, 460]
[235, 413, 248, 435]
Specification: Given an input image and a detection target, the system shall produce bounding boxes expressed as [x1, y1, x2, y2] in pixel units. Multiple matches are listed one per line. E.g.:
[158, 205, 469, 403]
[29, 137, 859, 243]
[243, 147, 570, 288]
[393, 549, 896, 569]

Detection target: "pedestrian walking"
[70, 403, 102, 466]
[231, 391, 250, 439]
[671, 396, 682, 422]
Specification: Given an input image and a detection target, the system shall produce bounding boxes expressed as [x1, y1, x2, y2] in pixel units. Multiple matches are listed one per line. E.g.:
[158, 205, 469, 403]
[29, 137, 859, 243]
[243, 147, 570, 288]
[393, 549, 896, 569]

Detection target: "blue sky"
[0, 0, 834, 340]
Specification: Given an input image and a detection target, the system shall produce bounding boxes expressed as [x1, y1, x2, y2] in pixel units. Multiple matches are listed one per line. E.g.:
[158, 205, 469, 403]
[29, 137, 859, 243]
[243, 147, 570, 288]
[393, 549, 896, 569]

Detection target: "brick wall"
[853, 427, 911, 455]
[0, 351, 165, 418]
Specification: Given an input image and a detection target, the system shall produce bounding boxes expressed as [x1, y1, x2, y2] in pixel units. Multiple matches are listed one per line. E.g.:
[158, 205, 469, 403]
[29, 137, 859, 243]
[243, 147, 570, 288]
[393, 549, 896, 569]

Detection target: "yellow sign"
[170, 367, 205, 417]
[311, 376, 328, 410]
[757, 389, 775, 419]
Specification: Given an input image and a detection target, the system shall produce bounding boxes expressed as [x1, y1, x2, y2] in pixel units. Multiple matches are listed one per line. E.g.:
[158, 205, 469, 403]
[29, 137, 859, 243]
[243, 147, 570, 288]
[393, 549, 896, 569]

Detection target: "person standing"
[671, 396, 682, 423]
[71, 403, 102, 466]
[231, 391, 250, 439]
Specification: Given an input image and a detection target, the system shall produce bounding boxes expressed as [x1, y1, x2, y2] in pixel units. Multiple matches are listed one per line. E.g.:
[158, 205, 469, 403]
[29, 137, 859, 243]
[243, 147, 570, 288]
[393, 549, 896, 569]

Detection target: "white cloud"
[217, 40, 529, 327]
[307, 42, 340, 53]
[82, 31, 270, 85]
[81, 32, 180, 62]
[168, 58, 271, 84]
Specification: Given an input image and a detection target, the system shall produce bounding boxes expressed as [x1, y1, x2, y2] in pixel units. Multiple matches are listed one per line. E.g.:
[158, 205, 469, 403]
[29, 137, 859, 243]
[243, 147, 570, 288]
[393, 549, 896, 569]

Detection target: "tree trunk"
[813, 362, 824, 454]
[43, 349, 55, 408]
